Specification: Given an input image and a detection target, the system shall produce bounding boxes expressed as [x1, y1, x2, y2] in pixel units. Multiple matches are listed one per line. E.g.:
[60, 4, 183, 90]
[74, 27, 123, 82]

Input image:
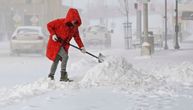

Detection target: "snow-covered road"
[0, 38, 193, 110]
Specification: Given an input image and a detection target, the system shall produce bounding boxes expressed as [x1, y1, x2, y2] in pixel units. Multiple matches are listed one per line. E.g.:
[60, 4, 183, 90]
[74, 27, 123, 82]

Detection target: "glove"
[52, 35, 58, 42]
[81, 47, 86, 54]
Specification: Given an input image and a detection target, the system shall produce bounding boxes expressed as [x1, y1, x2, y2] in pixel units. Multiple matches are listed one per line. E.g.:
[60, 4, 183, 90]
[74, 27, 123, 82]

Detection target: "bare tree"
[118, 0, 132, 49]
[118, 0, 130, 23]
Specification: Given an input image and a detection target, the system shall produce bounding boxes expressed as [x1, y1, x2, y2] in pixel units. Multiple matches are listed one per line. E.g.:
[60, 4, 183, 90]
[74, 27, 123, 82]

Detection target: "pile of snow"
[0, 79, 48, 106]
[79, 56, 193, 95]
[80, 56, 164, 93]
[153, 62, 193, 86]
[0, 79, 78, 107]
[1, 57, 193, 106]
[69, 58, 96, 79]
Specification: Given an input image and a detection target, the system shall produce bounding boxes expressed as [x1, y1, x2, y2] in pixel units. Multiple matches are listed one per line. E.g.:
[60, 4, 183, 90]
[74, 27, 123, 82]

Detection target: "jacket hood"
[65, 8, 82, 27]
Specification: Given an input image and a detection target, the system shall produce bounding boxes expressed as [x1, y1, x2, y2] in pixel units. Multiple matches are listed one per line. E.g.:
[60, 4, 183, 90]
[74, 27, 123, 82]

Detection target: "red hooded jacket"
[46, 8, 84, 61]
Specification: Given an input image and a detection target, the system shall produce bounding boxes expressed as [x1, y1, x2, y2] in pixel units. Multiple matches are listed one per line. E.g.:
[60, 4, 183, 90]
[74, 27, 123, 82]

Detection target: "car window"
[17, 29, 39, 34]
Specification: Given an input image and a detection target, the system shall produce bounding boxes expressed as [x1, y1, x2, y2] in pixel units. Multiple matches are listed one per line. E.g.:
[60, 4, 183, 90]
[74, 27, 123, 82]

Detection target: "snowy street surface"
[0, 37, 193, 110]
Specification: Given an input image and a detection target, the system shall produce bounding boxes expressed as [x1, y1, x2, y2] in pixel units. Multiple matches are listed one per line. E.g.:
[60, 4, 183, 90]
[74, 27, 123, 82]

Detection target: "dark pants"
[49, 48, 68, 76]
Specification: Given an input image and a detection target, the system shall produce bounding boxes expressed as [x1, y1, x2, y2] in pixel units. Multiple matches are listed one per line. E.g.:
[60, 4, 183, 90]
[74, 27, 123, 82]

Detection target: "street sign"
[181, 11, 193, 20]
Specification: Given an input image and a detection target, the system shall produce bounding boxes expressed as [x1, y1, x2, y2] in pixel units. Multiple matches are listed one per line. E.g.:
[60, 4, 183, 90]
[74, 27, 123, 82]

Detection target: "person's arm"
[73, 29, 84, 48]
[73, 29, 86, 53]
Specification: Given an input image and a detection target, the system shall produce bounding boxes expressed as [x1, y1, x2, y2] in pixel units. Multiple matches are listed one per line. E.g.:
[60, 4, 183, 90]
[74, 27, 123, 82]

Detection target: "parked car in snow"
[82, 25, 112, 48]
[10, 26, 46, 55]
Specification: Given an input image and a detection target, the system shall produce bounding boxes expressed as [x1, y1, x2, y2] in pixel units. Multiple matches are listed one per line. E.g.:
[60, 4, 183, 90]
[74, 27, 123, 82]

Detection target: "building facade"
[0, 0, 69, 40]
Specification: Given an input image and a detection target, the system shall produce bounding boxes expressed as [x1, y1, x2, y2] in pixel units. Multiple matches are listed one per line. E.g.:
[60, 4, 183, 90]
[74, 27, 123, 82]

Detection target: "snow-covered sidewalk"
[0, 37, 193, 110]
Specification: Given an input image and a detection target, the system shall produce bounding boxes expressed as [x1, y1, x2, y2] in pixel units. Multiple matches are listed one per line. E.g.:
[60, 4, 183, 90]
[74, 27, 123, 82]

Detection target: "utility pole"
[174, 0, 180, 49]
[164, 0, 168, 49]
[141, 0, 152, 56]
[143, 2, 148, 42]
[125, 0, 130, 49]
[135, 1, 142, 44]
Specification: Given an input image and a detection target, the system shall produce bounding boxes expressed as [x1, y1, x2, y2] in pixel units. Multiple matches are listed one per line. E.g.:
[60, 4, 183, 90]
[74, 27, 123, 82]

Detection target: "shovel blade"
[98, 53, 105, 63]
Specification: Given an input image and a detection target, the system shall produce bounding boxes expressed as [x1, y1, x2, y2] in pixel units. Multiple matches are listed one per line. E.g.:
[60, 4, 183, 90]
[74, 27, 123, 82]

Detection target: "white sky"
[62, 0, 87, 9]
[61, 0, 176, 14]
[62, 0, 174, 8]
[62, 0, 119, 10]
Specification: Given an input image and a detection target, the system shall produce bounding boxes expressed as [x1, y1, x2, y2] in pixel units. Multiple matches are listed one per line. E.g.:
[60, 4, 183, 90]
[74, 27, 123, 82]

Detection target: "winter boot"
[48, 74, 54, 80]
[60, 71, 73, 82]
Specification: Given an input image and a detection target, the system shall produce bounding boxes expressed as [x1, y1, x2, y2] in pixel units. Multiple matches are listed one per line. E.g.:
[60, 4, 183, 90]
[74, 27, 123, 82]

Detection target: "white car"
[10, 26, 46, 55]
[82, 25, 112, 48]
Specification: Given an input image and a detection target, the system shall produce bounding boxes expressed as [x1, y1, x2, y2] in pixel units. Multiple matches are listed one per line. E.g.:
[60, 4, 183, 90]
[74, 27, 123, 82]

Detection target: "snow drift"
[80, 56, 159, 87]
[153, 62, 193, 86]
[1, 56, 193, 107]
[0, 78, 80, 107]
[80, 56, 193, 94]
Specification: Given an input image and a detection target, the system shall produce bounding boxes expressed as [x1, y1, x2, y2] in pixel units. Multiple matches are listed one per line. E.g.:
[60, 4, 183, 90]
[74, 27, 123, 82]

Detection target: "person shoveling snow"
[46, 8, 86, 82]
[46, 8, 104, 82]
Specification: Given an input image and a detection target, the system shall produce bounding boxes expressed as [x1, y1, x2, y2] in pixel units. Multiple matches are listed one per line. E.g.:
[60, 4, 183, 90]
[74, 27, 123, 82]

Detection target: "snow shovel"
[57, 36, 104, 63]
[68, 43, 104, 63]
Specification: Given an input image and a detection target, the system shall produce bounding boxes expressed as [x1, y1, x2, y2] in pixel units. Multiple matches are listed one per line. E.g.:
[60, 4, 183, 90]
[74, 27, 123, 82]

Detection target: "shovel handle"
[56, 36, 100, 60]
[68, 43, 99, 59]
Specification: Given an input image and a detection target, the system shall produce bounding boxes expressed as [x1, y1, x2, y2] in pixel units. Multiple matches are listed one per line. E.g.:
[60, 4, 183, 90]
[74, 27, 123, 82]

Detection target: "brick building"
[0, 0, 69, 40]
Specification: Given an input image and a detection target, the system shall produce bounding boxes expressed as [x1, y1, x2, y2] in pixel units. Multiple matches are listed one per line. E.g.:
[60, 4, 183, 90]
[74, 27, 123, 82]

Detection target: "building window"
[25, 0, 32, 4]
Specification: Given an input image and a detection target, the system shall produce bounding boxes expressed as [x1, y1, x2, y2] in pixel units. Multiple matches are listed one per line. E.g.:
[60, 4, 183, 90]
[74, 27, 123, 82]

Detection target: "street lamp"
[135, 1, 142, 44]
[174, 0, 180, 49]
[164, 0, 168, 49]
[141, 0, 152, 56]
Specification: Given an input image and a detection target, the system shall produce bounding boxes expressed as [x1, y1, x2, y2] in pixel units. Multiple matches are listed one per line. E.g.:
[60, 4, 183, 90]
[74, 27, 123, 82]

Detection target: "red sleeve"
[73, 29, 84, 48]
[47, 19, 58, 36]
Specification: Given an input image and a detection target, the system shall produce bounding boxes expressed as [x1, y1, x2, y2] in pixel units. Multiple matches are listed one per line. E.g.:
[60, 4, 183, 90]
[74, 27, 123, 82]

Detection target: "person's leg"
[48, 55, 61, 80]
[60, 52, 68, 73]
[58, 48, 70, 81]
